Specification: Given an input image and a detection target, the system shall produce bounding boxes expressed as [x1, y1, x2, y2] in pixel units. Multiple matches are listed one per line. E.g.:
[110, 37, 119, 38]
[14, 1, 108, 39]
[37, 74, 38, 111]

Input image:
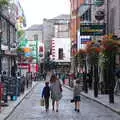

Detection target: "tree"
[0, 0, 8, 7]
[17, 30, 25, 39]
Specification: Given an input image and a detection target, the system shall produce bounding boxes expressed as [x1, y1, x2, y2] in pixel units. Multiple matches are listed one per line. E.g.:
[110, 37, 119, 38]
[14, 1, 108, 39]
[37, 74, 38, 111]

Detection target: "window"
[34, 34, 38, 40]
[58, 48, 63, 60]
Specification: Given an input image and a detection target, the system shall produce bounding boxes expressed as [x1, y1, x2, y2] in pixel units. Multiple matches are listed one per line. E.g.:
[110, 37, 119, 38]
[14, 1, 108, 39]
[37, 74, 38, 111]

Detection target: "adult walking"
[46, 71, 52, 82]
[50, 74, 62, 112]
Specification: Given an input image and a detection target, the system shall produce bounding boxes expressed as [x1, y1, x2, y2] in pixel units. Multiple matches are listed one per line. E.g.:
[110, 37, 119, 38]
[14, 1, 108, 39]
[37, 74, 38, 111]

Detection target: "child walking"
[73, 79, 82, 112]
[42, 82, 50, 112]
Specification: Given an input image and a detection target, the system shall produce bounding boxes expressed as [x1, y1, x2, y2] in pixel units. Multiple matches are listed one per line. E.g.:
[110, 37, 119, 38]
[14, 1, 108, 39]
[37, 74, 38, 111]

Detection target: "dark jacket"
[42, 86, 50, 98]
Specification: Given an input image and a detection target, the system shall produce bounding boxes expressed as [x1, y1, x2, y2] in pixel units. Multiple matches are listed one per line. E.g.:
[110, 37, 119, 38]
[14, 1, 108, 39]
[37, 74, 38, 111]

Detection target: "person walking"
[73, 79, 82, 112]
[42, 82, 50, 112]
[50, 74, 62, 112]
[46, 71, 52, 82]
[1, 71, 8, 103]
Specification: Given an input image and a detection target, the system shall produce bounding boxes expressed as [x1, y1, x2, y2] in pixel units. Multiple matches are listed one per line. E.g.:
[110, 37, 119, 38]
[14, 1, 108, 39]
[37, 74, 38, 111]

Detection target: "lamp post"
[36, 39, 39, 73]
[0, 12, 2, 75]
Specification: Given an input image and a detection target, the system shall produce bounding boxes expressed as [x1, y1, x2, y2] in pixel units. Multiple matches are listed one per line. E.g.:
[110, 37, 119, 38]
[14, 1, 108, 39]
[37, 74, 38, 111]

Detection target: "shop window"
[34, 34, 38, 40]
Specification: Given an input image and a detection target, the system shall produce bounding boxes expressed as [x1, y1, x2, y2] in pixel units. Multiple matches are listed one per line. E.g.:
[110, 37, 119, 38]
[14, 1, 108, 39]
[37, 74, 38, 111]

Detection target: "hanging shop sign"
[94, 0, 104, 7]
[80, 23, 105, 36]
[95, 10, 105, 21]
[80, 36, 91, 44]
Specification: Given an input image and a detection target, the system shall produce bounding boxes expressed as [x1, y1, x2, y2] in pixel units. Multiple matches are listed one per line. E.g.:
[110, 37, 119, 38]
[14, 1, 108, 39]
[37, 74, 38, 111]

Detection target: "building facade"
[25, 24, 45, 73]
[0, 0, 22, 76]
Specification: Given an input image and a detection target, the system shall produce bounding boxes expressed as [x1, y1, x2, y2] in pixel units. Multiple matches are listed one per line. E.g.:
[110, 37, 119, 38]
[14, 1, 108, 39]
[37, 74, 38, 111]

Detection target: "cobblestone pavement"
[6, 82, 120, 120]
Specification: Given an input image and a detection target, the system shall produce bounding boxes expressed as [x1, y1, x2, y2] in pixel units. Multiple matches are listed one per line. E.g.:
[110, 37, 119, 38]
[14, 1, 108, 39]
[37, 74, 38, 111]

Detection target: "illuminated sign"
[80, 23, 105, 36]
[80, 36, 91, 44]
[94, 0, 104, 7]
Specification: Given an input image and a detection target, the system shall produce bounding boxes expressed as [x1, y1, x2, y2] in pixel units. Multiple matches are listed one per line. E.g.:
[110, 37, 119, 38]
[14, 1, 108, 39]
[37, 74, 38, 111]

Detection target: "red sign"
[29, 64, 39, 72]
[39, 46, 43, 52]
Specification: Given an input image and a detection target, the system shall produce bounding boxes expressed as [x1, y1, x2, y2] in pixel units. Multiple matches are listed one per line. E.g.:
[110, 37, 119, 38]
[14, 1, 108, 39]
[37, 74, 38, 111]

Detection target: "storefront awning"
[78, 5, 90, 17]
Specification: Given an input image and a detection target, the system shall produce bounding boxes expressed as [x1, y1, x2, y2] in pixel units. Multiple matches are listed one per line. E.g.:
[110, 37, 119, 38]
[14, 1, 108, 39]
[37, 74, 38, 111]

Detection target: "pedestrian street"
[7, 82, 120, 120]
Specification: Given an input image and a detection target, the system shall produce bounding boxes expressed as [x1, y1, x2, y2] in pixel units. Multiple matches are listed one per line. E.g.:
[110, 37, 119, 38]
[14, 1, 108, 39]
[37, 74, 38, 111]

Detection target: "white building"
[50, 15, 71, 64]
[51, 38, 71, 63]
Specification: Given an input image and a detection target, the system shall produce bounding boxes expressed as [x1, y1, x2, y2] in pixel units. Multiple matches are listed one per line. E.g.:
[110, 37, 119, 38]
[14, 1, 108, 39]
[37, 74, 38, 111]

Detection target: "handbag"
[70, 98, 75, 103]
[40, 98, 44, 106]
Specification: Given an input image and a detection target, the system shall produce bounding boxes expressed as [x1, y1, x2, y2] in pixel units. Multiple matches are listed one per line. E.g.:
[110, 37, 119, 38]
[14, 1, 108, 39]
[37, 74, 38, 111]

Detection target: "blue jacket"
[42, 86, 50, 98]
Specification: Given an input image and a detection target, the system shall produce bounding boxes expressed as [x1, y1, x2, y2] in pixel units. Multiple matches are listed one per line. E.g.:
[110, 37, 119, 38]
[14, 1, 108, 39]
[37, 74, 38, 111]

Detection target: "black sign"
[80, 23, 105, 36]
[95, 10, 105, 21]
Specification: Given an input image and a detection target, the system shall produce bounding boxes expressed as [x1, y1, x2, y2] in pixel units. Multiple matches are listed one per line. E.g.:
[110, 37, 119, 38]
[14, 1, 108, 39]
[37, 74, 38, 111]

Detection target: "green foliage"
[17, 30, 25, 38]
[16, 47, 24, 56]
[0, 0, 8, 7]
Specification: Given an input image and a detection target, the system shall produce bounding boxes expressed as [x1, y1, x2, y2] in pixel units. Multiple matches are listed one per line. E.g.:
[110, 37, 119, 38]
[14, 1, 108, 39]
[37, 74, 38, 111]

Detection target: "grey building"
[0, 1, 18, 76]
[25, 24, 45, 73]
[43, 14, 70, 55]
[106, 0, 120, 37]
[25, 24, 43, 42]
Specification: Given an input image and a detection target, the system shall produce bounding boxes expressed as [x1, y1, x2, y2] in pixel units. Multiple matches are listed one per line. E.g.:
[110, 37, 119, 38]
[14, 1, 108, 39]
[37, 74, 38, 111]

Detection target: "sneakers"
[75, 109, 80, 112]
[77, 109, 80, 112]
[52, 108, 54, 111]
[46, 109, 49, 112]
[74, 108, 77, 111]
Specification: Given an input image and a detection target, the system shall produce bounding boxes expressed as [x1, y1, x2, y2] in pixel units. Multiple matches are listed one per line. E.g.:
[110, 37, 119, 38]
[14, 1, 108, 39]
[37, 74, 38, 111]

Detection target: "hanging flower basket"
[100, 38, 120, 66]
[101, 39, 120, 54]
[86, 41, 101, 65]
[75, 49, 86, 67]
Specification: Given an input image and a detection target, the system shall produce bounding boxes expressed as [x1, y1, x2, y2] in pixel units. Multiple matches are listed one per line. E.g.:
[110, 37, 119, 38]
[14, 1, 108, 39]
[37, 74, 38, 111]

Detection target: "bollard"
[0, 82, 4, 112]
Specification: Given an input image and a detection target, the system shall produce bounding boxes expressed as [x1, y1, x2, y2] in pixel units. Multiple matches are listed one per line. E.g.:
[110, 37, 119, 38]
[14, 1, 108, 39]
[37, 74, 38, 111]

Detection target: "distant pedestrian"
[42, 82, 50, 112]
[21, 74, 25, 93]
[1, 71, 8, 103]
[45, 71, 52, 82]
[87, 70, 92, 89]
[16, 72, 21, 96]
[73, 79, 82, 112]
[50, 74, 62, 112]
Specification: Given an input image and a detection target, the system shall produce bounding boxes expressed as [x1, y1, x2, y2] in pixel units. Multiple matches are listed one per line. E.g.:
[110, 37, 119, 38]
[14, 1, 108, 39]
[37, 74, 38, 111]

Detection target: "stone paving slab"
[0, 81, 38, 120]
[6, 82, 120, 120]
[1, 82, 120, 120]
[64, 85, 120, 115]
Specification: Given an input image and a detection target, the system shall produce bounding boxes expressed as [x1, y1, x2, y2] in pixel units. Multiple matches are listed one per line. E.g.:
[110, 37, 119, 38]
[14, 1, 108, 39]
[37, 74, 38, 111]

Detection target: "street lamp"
[0, 24, 2, 75]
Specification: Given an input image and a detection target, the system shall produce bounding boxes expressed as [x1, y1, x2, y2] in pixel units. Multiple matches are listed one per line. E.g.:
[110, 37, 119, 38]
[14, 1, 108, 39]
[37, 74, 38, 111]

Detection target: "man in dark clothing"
[1, 71, 8, 103]
[116, 68, 120, 78]
[87, 71, 92, 89]
[42, 82, 50, 112]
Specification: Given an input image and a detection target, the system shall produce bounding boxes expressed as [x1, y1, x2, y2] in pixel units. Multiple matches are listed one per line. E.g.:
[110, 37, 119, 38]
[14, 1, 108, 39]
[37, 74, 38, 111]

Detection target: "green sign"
[80, 23, 105, 36]
[94, 0, 104, 7]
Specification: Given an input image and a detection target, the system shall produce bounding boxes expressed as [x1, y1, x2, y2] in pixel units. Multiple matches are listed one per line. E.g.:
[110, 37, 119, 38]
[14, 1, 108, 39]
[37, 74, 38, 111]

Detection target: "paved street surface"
[6, 82, 120, 120]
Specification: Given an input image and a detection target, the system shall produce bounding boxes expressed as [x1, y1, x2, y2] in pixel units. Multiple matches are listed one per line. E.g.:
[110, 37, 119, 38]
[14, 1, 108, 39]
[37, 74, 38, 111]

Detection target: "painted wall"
[51, 38, 71, 62]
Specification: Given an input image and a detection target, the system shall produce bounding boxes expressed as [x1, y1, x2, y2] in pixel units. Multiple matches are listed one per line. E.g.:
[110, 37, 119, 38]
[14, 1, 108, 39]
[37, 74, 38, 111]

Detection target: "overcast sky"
[20, 0, 70, 28]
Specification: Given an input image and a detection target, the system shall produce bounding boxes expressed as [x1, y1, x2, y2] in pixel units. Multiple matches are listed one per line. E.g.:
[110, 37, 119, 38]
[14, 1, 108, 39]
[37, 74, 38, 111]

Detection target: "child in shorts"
[73, 79, 82, 112]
